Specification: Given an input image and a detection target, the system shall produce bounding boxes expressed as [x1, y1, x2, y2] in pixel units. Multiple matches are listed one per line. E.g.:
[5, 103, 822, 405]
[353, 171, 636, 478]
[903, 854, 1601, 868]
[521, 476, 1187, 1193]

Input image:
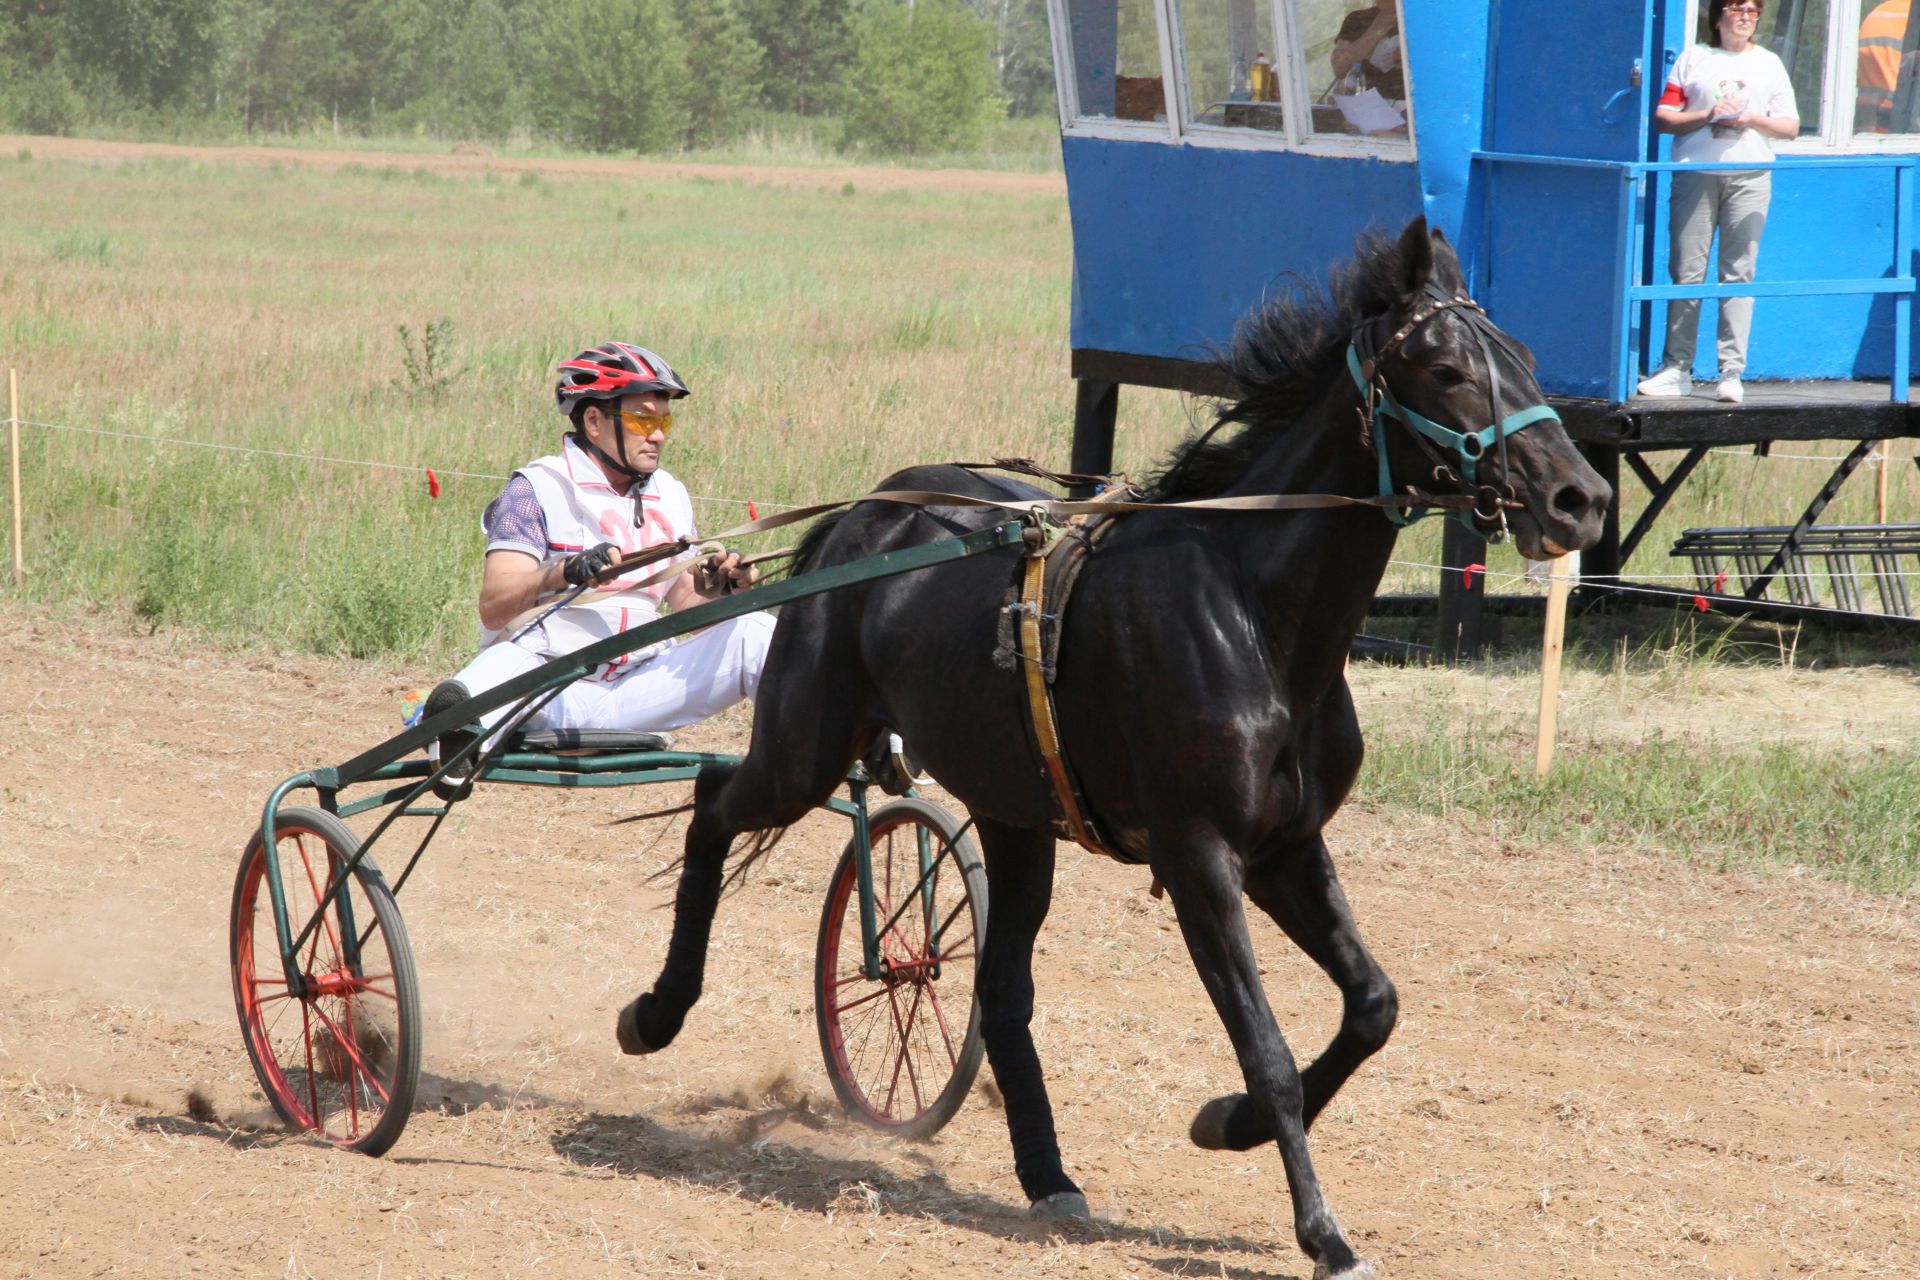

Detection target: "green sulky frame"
[235, 517, 1011, 1153]
[252, 517, 1027, 1002]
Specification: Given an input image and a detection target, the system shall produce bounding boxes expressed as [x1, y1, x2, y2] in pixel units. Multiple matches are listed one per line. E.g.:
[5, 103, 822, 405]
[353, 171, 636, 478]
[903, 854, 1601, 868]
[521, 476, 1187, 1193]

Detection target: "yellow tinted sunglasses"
[616, 408, 674, 437]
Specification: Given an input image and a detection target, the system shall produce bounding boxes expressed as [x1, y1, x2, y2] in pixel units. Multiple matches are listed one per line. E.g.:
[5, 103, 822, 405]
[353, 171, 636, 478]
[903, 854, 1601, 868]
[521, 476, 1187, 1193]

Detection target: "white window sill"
[1063, 118, 1415, 161]
[1776, 134, 1920, 155]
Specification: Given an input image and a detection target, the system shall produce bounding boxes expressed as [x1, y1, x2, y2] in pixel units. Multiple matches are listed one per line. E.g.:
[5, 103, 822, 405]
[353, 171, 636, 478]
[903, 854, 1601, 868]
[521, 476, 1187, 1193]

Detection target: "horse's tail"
[643, 823, 794, 898]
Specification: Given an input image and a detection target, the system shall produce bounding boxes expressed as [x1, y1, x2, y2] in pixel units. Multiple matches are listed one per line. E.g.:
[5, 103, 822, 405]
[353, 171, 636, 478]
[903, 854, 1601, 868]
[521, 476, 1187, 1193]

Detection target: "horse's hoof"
[1189, 1095, 1242, 1150]
[615, 994, 675, 1056]
[1028, 1191, 1090, 1221]
[1312, 1258, 1375, 1280]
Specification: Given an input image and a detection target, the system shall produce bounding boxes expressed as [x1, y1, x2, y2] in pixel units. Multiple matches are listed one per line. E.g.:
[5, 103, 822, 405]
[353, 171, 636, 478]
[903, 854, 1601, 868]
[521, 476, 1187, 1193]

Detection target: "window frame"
[1047, 0, 1417, 161]
[1045, 0, 1186, 140]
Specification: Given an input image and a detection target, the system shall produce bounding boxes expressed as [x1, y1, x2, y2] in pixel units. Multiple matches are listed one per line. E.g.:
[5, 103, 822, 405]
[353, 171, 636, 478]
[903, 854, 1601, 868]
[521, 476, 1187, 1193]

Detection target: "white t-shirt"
[1662, 43, 1798, 165]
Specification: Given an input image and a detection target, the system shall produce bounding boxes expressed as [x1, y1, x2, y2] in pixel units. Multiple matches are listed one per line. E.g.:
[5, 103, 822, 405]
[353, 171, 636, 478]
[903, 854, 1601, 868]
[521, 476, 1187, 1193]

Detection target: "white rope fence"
[9, 414, 800, 512]
[9, 406, 1917, 584]
[7, 387, 1914, 773]
[10, 414, 1912, 565]
[1707, 445, 1908, 463]
[8, 402, 1913, 572]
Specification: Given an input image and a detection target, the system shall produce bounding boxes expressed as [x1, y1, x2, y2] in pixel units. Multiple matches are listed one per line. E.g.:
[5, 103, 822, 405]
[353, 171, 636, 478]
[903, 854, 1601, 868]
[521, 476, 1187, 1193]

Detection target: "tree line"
[0, 0, 1059, 155]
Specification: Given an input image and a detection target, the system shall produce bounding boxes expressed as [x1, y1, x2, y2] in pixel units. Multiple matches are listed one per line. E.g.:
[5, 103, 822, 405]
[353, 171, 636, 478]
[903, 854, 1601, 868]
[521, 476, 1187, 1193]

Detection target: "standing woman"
[1638, 0, 1799, 403]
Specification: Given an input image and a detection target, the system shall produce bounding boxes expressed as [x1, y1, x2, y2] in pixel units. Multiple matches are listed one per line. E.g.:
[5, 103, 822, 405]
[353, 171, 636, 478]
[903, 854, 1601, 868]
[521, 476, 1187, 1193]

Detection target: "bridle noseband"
[1346, 282, 1562, 539]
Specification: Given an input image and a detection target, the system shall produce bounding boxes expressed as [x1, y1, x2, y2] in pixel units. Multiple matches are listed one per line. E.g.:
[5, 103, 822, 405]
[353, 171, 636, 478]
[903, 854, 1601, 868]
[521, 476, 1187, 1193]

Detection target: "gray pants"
[1661, 169, 1772, 377]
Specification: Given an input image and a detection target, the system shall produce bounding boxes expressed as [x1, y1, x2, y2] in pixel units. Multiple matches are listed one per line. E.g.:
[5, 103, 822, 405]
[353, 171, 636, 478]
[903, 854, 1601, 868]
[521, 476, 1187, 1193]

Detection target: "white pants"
[1661, 169, 1771, 377]
[451, 611, 776, 741]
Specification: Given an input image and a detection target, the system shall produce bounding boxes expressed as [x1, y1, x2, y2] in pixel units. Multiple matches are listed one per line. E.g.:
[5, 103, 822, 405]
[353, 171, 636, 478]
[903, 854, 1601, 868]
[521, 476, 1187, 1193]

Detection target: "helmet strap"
[571, 419, 652, 493]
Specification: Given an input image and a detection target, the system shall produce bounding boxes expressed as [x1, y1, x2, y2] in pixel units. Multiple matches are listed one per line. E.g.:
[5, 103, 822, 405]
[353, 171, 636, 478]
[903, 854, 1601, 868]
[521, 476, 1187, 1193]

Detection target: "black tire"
[230, 806, 422, 1156]
[814, 797, 987, 1138]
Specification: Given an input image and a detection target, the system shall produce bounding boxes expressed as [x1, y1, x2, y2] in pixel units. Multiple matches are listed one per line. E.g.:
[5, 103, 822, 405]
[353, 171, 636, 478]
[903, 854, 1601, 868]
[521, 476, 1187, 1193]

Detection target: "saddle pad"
[505, 729, 674, 754]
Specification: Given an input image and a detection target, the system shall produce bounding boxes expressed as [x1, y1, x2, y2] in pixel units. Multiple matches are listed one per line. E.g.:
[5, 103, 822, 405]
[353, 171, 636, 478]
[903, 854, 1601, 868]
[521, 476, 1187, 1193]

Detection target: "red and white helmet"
[553, 342, 690, 415]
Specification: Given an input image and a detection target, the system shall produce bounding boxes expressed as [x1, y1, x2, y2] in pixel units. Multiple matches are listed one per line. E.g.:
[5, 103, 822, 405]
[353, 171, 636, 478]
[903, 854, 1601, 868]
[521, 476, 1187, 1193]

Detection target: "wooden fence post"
[1534, 552, 1573, 777]
[9, 369, 21, 587]
[1876, 440, 1890, 525]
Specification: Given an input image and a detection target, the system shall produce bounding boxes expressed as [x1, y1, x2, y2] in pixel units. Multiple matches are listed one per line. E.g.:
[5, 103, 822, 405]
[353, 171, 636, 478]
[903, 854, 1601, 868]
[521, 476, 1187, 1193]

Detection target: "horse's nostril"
[1552, 483, 1592, 521]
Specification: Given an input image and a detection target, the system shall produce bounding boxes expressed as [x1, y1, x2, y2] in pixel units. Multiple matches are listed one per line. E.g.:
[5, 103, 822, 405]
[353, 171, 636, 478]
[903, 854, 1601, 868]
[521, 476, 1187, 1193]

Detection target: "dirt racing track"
[1, 601, 1916, 1279]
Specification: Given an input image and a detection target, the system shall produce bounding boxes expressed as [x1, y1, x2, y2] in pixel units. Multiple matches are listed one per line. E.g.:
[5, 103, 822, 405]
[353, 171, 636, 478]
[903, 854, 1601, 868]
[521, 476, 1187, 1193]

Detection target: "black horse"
[617, 220, 1610, 1278]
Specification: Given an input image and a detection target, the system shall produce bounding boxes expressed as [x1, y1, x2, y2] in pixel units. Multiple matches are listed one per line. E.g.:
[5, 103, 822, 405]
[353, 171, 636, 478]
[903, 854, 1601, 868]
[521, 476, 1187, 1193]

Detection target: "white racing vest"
[485, 435, 697, 682]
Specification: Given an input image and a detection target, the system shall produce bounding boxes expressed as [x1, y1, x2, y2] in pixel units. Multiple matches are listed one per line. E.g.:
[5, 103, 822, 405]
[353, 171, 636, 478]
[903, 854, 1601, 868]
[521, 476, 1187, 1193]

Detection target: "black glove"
[563, 542, 619, 587]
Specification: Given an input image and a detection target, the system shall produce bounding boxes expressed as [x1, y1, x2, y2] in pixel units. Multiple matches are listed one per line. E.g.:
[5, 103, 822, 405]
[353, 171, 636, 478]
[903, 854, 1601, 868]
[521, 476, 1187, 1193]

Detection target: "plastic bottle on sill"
[1251, 51, 1275, 103]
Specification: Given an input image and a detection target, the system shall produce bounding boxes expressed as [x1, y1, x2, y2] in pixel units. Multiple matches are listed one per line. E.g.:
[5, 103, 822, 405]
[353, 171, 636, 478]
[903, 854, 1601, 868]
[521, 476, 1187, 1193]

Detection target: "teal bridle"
[1346, 286, 1561, 538]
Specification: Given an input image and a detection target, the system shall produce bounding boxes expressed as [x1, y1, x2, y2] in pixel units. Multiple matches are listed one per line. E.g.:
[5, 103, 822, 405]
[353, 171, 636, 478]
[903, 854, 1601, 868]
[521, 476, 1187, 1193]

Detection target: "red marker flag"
[748, 500, 758, 520]
[1462, 562, 1487, 589]
[1711, 570, 1728, 593]
[426, 468, 441, 499]
[1694, 594, 1710, 613]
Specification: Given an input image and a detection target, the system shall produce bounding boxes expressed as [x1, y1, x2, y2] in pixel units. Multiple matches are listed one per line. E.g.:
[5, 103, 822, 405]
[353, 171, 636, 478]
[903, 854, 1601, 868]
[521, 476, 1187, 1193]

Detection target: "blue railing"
[1469, 152, 1917, 405]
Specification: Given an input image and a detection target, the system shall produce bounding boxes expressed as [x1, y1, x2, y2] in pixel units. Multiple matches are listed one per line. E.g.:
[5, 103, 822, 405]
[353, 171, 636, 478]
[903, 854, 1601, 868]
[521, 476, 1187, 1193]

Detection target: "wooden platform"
[1555, 379, 1920, 447]
[1068, 354, 1919, 449]
[1064, 353, 1920, 650]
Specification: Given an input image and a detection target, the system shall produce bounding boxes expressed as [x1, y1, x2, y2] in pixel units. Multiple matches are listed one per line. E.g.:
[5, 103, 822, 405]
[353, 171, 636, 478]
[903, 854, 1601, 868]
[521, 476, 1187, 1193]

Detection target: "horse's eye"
[1429, 365, 1466, 387]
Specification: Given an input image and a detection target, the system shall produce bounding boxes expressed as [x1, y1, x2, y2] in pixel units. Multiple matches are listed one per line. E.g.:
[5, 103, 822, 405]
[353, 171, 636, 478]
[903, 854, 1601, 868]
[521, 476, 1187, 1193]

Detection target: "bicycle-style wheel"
[815, 797, 987, 1138]
[230, 806, 422, 1156]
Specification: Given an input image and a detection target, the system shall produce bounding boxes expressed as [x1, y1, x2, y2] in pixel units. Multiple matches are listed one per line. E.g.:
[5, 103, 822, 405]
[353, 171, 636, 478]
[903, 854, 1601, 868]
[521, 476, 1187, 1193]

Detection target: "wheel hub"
[305, 968, 364, 998]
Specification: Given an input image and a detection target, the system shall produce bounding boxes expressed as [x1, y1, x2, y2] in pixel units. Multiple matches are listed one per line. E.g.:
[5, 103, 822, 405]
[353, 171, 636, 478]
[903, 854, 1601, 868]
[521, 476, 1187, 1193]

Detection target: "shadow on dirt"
[1140, 1258, 1308, 1280]
[133, 1113, 297, 1149]
[411, 1070, 572, 1115]
[136, 1070, 578, 1152]
[547, 1109, 1298, 1273]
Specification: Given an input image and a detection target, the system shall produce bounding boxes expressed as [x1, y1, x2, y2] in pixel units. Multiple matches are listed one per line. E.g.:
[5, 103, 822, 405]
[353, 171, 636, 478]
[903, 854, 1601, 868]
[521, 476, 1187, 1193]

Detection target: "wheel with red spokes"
[231, 806, 421, 1156]
[815, 798, 987, 1138]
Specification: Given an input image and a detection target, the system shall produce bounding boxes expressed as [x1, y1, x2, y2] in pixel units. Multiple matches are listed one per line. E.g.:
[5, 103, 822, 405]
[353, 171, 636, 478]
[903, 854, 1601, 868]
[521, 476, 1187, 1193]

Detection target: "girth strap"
[1016, 519, 1136, 863]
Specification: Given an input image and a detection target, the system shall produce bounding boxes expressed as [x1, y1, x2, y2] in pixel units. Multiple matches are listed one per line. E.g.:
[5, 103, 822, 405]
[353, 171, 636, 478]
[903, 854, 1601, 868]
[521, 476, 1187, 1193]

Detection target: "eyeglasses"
[616, 408, 673, 437]
[1724, 4, 1761, 14]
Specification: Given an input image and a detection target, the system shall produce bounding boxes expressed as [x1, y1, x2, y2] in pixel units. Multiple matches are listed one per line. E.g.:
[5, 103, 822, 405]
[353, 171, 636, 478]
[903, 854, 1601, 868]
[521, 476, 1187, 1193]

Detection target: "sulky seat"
[502, 729, 675, 755]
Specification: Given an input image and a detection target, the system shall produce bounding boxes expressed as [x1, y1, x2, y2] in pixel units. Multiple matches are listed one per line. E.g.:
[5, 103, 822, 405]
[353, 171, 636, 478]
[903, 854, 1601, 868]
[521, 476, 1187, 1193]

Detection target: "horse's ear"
[1428, 227, 1467, 295]
[1396, 217, 1434, 296]
[1397, 218, 1469, 297]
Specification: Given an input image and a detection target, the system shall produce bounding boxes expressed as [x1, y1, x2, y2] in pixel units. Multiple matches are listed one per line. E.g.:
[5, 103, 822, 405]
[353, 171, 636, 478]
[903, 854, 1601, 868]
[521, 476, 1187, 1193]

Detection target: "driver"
[425, 342, 774, 782]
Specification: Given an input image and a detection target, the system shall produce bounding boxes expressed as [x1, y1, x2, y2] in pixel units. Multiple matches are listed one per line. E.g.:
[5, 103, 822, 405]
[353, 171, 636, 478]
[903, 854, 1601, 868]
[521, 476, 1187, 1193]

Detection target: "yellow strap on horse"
[1018, 530, 1124, 861]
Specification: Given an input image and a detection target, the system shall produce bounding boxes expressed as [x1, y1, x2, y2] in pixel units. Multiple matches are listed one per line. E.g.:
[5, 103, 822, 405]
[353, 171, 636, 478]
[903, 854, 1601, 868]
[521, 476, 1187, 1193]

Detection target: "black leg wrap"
[996, 1056, 1078, 1202]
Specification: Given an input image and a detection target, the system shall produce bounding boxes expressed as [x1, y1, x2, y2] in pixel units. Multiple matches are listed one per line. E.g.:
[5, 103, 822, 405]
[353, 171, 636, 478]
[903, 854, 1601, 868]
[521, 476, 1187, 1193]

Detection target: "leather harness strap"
[496, 433, 1516, 860]
[495, 481, 1490, 644]
[1015, 516, 1138, 864]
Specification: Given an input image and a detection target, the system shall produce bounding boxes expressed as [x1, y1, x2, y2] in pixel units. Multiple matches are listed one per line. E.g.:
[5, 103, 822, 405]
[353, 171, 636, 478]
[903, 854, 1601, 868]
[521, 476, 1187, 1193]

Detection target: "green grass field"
[5, 145, 1911, 665]
[62, 110, 1070, 174]
[2, 143, 1915, 888]
[1, 147, 1115, 661]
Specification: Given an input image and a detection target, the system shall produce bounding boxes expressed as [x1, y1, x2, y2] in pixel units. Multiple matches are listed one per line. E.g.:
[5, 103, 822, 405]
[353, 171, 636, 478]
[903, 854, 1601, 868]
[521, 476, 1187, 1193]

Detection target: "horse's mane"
[1141, 229, 1410, 504]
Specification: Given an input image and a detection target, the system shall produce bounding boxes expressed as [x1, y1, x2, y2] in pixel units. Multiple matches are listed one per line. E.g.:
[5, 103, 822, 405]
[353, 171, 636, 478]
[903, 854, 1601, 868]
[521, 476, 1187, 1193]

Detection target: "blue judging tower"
[1044, 0, 1920, 642]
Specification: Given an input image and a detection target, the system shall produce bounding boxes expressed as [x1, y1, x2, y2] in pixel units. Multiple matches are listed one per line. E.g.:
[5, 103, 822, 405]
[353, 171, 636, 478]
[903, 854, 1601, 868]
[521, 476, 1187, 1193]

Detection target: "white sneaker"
[1714, 375, 1743, 403]
[1637, 366, 1693, 398]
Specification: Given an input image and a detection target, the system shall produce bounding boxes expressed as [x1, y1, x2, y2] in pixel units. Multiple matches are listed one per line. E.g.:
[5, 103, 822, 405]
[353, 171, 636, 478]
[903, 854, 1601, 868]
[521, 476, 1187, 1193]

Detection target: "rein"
[1347, 282, 1561, 539]
[495, 469, 1500, 640]
[497, 292, 1560, 641]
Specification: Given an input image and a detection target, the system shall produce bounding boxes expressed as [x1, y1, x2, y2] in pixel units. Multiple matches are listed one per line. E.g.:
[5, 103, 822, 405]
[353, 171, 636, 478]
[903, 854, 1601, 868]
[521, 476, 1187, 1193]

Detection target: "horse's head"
[1354, 219, 1610, 560]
